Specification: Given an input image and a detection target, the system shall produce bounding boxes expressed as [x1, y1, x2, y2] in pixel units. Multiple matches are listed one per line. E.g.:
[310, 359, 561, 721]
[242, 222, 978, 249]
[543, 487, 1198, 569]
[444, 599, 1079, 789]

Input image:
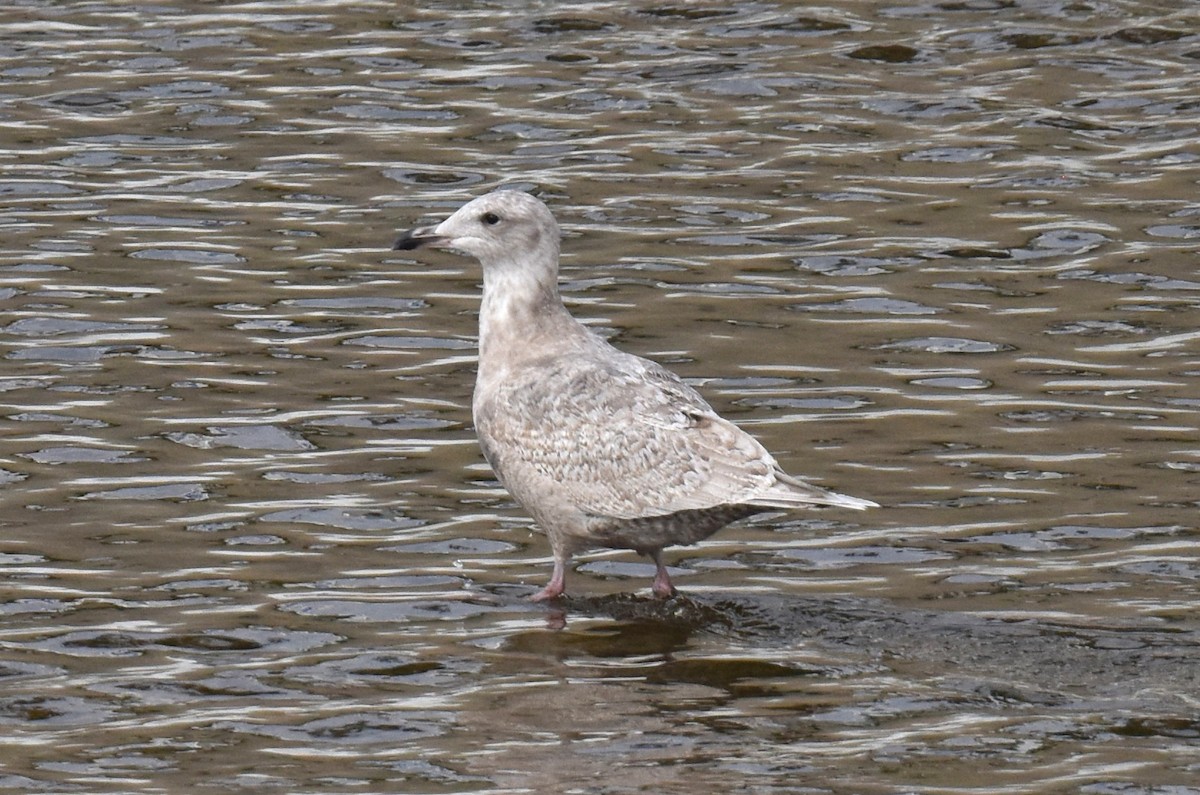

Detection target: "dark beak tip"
[393, 232, 422, 251]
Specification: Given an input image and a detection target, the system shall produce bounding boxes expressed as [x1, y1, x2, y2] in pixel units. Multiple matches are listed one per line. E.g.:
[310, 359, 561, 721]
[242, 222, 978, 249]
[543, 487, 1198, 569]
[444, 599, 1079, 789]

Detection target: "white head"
[395, 190, 561, 278]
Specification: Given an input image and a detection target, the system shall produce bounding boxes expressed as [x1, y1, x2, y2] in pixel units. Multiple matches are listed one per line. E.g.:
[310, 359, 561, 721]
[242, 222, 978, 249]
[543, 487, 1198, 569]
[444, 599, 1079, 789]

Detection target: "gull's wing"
[474, 345, 868, 520]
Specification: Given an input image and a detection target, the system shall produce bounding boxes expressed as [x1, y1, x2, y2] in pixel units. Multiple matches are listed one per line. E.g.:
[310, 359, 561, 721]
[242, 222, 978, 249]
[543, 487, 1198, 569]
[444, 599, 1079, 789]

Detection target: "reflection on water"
[2, 1, 1199, 792]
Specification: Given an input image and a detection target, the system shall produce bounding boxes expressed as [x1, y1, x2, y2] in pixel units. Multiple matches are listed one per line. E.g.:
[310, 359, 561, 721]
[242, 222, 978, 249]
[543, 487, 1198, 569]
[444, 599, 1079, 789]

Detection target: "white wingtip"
[819, 492, 879, 511]
[754, 471, 879, 511]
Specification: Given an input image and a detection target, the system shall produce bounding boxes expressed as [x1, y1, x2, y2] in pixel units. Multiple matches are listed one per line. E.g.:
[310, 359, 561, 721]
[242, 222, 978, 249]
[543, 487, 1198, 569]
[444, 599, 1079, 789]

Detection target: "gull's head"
[394, 190, 560, 272]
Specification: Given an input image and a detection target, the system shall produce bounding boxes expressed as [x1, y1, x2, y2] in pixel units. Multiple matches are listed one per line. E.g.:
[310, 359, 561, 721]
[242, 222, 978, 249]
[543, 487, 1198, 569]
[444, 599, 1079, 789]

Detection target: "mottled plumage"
[395, 190, 876, 600]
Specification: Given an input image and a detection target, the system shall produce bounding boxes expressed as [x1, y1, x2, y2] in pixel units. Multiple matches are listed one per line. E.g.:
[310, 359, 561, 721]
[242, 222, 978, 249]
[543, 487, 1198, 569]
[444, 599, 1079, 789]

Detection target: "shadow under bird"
[394, 190, 877, 601]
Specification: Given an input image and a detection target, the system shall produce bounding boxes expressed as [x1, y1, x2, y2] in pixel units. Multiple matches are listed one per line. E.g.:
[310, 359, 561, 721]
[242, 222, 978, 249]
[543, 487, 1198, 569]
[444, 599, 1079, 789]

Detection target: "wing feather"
[474, 346, 783, 520]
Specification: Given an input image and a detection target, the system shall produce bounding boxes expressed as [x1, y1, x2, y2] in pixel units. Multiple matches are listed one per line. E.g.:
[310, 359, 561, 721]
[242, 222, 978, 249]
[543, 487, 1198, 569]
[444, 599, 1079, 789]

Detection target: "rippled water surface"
[2, 1, 1199, 792]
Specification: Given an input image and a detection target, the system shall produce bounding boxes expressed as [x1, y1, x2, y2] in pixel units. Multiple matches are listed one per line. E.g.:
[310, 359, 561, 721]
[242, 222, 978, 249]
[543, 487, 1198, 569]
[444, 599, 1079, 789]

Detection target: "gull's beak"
[393, 225, 443, 251]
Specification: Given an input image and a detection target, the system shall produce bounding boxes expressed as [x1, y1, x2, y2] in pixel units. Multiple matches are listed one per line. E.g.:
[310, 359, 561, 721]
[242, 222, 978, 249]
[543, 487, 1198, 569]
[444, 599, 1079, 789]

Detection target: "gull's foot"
[529, 583, 565, 602]
[529, 560, 567, 602]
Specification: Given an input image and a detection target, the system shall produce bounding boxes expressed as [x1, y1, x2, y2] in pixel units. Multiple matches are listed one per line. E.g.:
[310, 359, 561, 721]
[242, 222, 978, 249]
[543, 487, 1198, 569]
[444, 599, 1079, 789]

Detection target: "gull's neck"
[477, 258, 579, 379]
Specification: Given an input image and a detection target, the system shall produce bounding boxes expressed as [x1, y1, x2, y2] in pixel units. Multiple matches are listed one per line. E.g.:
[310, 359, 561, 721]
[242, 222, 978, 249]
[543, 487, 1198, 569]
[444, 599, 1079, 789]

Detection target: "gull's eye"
[481, 212, 501, 226]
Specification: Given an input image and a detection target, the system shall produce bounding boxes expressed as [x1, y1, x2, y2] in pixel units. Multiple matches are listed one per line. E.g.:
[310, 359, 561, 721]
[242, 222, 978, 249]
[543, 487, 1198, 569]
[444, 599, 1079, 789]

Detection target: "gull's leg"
[530, 554, 567, 601]
[650, 550, 676, 599]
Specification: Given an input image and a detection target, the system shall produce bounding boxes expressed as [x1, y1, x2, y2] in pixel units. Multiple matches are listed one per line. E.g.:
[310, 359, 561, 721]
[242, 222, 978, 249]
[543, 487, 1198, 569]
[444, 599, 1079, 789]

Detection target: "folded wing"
[475, 346, 872, 521]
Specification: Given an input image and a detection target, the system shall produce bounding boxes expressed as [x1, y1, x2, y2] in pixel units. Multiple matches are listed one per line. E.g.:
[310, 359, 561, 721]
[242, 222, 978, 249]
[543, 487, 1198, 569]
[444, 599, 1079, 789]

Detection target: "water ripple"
[2, 2, 1199, 793]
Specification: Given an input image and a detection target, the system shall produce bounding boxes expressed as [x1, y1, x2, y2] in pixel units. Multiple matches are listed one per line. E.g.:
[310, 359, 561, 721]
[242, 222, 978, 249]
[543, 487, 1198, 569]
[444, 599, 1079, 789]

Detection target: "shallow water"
[2, 1, 1199, 793]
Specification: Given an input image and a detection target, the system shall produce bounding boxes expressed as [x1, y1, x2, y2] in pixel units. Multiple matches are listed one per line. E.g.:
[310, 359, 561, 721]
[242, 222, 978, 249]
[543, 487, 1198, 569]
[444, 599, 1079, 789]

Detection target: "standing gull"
[395, 190, 877, 601]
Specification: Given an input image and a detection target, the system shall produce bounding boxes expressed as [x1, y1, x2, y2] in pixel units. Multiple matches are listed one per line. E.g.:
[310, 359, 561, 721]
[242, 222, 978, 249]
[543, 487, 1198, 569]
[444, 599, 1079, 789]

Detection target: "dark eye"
[481, 212, 501, 225]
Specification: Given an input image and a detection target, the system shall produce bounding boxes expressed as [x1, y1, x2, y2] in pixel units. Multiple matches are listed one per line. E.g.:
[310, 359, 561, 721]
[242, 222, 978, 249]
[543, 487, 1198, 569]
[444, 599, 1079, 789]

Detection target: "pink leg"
[530, 556, 567, 602]
[650, 550, 676, 599]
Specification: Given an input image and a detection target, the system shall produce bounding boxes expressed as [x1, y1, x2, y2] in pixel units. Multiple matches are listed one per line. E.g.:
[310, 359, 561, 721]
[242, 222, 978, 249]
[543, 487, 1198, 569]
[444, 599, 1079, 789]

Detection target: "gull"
[394, 189, 877, 600]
